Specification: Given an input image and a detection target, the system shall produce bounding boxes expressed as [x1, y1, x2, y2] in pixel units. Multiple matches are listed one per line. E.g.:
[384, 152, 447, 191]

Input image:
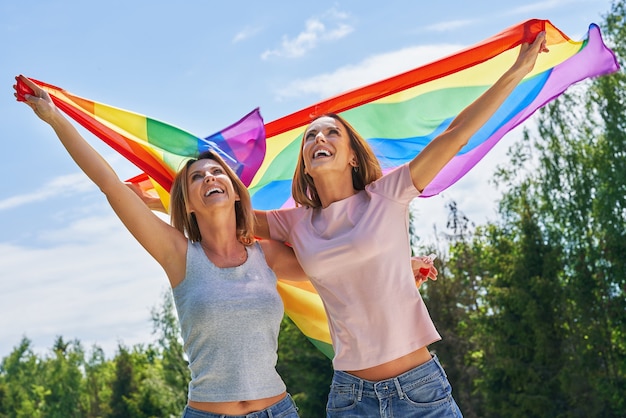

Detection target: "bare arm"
[14, 75, 187, 286]
[259, 239, 308, 281]
[254, 209, 271, 239]
[409, 32, 549, 192]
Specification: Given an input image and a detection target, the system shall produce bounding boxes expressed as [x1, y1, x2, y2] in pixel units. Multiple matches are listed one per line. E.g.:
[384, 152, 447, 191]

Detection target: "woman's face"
[302, 116, 356, 178]
[186, 158, 240, 214]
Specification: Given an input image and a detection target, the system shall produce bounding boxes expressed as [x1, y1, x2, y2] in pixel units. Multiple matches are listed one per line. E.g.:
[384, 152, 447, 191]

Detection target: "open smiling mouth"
[205, 187, 224, 197]
[313, 149, 332, 159]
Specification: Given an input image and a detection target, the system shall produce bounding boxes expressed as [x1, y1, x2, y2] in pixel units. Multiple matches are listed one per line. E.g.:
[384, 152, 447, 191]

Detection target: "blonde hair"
[170, 150, 255, 245]
[292, 113, 382, 208]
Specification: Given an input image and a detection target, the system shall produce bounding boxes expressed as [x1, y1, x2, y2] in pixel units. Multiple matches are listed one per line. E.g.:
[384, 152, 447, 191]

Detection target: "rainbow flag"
[249, 19, 619, 210]
[21, 19, 618, 359]
[15, 79, 266, 211]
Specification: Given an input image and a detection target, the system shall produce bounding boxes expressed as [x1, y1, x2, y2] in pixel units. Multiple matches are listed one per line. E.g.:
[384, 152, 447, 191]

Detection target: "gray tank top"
[172, 240, 286, 402]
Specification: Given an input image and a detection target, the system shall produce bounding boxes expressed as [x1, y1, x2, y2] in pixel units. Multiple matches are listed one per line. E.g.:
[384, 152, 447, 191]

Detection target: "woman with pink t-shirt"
[254, 32, 548, 417]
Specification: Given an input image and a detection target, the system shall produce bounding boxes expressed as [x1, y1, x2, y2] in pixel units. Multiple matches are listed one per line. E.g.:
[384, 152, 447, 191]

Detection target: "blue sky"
[0, 0, 614, 358]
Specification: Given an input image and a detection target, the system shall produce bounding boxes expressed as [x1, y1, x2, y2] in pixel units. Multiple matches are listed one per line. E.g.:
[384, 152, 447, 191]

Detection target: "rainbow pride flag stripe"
[247, 19, 619, 356]
[249, 19, 619, 212]
[24, 19, 618, 359]
[17, 78, 266, 195]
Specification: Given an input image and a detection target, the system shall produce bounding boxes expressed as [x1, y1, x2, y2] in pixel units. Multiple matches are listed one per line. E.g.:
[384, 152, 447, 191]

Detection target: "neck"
[314, 171, 357, 209]
[199, 236, 248, 268]
[194, 208, 242, 257]
[202, 243, 248, 268]
[200, 238, 245, 258]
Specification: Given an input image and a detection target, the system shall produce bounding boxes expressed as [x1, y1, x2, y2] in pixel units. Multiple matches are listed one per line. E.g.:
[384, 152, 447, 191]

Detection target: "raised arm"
[409, 31, 548, 192]
[14, 75, 187, 285]
[259, 239, 308, 281]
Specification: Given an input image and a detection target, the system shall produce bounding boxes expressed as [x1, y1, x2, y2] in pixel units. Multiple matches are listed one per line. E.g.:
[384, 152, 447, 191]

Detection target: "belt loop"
[393, 377, 405, 400]
[267, 401, 276, 418]
[357, 378, 364, 401]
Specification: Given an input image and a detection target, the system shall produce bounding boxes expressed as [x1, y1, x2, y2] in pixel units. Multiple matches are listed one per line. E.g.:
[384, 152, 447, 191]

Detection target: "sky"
[0, 0, 615, 359]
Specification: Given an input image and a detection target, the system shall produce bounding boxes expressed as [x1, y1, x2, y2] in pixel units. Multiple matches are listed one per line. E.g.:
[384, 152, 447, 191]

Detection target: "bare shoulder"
[258, 239, 280, 259]
[258, 239, 307, 281]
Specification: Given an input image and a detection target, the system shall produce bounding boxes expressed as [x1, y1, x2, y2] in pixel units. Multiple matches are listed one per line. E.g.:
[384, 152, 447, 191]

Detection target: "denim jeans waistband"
[182, 393, 297, 418]
[332, 354, 446, 400]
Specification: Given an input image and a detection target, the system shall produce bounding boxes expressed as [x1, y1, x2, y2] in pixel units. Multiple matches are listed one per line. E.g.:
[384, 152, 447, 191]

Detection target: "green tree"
[107, 343, 181, 418]
[84, 345, 114, 418]
[470, 186, 566, 418]
[42, 337, 88, 418]
[519, 3, 626, 414]
[415, 201, 482, 418]
[150, 289, 188, 411]
[0, 338, 47, 418]
[277, 316, 333, 418]
[129, 359, 181, 418]
[107, 344, 137, 418]
[461, 2, 626, 416]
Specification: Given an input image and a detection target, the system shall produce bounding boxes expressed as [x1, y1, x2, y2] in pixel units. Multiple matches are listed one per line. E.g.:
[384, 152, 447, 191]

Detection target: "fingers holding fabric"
[14, 75, 57, 122]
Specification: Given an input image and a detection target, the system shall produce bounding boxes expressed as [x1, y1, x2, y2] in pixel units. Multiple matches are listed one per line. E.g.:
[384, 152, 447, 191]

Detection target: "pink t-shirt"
[267, 164, 441, 370]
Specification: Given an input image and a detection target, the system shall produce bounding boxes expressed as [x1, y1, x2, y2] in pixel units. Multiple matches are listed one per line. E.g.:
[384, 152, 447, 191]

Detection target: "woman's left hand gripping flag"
[16, 76, 266, 212]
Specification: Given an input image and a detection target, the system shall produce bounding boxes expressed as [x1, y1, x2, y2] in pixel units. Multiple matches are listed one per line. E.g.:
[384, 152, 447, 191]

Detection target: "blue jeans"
[182, 393, 299, 418]
[326, 355, 462, 418]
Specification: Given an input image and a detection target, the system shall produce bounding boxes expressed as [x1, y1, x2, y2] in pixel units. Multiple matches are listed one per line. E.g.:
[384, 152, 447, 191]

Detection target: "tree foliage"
[1, 3, 624, 417]
[277, 317, 333, 418]
[0, 292, 332, 417]
[416, 2, 625, 417]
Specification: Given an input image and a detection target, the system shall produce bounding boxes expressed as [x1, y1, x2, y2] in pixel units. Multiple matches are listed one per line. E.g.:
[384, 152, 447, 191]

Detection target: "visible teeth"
[205, 187, 223, 196]
[314, 149, 331, 158]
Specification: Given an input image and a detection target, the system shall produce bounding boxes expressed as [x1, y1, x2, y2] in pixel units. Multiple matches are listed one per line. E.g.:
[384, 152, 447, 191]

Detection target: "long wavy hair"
[169, 150, 255, 245]
[292, 113, 382, 208]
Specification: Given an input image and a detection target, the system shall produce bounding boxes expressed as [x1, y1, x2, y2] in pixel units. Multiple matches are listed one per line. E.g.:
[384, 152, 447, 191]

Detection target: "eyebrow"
[305, 124, 340, 135]
[188, 165, 220, 177]
[187, 170, 202, 179]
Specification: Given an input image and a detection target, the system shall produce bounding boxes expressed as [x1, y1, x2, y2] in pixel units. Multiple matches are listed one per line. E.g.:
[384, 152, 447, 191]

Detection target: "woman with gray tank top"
[15, 74, 303, 418]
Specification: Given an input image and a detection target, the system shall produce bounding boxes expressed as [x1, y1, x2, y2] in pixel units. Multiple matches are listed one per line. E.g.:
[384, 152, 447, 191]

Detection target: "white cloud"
[411, 129, 523, 243]
[261, 8, 354, 60]
[274, 43, 463, 100]
[269, 36, 527, 245]
[0, 173, 94, 211]
[233, 26, 263, 43]
[0, 211, 168, 358]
